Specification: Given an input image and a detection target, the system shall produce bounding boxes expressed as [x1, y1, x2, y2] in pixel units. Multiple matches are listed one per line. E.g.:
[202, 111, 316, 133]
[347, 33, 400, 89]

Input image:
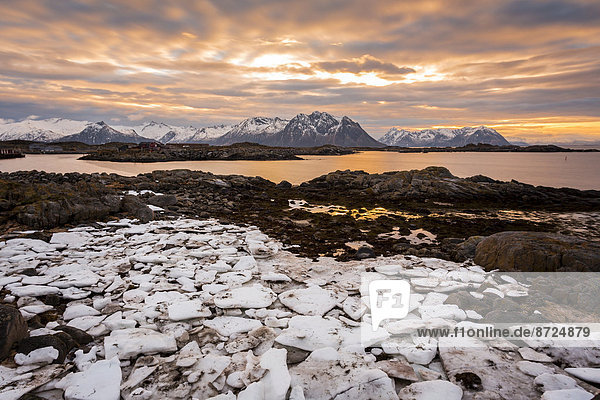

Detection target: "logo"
[369, 280, 411, 331]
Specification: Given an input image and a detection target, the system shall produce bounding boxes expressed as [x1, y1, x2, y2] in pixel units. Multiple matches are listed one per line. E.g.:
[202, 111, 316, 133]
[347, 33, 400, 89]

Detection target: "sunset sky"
[0, 0, 599, 142]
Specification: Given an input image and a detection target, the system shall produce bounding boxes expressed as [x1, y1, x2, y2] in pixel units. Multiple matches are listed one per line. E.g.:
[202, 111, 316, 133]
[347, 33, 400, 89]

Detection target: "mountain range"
[0, 113, 512, 148]
[379, 126, 511, 147]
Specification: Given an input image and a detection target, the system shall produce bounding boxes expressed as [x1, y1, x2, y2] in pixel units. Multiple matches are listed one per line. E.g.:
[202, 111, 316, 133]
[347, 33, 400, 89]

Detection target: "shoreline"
[1, 167, 599, 266]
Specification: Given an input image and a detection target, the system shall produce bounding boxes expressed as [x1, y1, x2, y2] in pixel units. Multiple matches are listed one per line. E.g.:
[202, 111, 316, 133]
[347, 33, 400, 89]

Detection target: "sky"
[0, 0, 599, 142]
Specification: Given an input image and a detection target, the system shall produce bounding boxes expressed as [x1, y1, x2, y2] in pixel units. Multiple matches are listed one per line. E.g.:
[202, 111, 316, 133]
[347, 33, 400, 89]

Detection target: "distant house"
[0, 148, 25, 158]
[136, 142, 164, 151]
[118, 144, 137, 152]
[0, 148, 19, 155]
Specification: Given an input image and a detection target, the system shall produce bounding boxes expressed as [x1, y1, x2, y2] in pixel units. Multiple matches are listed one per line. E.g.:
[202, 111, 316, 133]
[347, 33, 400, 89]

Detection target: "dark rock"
[42, 294, 62, 307]
[0, 305, 29, 361]
[121, 195, 154, 223]
[26, 315, 44, 330]
[455, 371, 483, 391]
[355, 245, 375, 259]
[455, 236, 485, 259]
[54, 325, 93, 346]
[53, 331, 76, 352]
[275, 343, 310, 364]
[147, 194, 177, 207]
[474, 231, 600, 272]
[17, 334, 68, 363]
[277, 180, 293, 189]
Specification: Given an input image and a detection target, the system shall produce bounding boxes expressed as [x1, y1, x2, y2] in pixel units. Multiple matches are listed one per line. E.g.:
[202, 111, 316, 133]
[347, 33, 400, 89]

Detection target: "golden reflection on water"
[0, 151, 599, 189]
[288, 200, 420, 220]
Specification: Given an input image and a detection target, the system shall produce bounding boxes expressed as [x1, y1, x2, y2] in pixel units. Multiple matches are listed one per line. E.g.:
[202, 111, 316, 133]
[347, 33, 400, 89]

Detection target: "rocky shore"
[1, 168, 600, 399]
[1, 218, 600, 399]
[79, 143, 354, 162]
[1, 167, 599, 269]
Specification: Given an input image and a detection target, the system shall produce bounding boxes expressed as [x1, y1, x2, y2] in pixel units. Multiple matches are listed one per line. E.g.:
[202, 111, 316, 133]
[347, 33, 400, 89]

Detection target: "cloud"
[0, 0, 598, 141]
[314, 55, 415, 76]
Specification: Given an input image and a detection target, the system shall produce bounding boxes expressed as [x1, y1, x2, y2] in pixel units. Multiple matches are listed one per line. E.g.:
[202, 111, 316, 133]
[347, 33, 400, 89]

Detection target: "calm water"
[1, 152, 599, 189]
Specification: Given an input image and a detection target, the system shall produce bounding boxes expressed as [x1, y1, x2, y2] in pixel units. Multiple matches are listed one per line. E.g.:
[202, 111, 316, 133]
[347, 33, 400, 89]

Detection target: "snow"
[204, 316, 262, 336]
[0, 117, 90, 142]
[188, 355, 231, 385]
[565, 367, 600, 384]
[14, 347, 59, 366]
[103, 328, 177, 359]
[56, 357, 121, 400]
[258, 348, 291, 400]
[176, 341, 202, 367]
[167, 299, 211, 321]
[541, 389, 594, 400]
[214, 284, 277, 309]
[279, 285, 346, 316]
[63, 304, 101, 320]
[2, 217, 599, 399]
[398, 380, 463, 400]
[534, 373, 581, 391]
[519, 347, 554, 363]
[380, 125, 509, 147]
[517, 361, 555, 377]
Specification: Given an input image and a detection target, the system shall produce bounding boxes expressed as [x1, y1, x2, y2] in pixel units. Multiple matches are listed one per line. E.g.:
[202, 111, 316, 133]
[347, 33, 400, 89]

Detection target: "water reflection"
[0, 151, 599, 189]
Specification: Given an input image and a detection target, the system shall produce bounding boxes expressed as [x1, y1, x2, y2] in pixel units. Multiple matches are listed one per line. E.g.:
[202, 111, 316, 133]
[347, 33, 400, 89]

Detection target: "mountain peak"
[380, 125, 510, 147]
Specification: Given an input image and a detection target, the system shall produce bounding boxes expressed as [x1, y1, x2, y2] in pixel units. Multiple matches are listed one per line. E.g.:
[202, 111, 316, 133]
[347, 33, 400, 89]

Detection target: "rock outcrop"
[474, 231, 600, 272]
[0, 304, 28, 361]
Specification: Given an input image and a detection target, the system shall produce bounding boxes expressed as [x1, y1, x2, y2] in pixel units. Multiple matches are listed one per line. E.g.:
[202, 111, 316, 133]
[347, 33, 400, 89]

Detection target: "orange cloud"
[0, 0, 598, 141]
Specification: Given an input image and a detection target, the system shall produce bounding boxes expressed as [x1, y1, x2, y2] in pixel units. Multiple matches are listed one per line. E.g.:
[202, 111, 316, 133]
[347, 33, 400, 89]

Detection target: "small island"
[78, 142, 355, 162]
[363, 143, 599, 153]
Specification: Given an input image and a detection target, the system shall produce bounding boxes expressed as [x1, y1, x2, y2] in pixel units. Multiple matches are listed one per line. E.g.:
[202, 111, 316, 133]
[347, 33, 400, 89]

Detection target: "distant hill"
[380, 126, 511, 147]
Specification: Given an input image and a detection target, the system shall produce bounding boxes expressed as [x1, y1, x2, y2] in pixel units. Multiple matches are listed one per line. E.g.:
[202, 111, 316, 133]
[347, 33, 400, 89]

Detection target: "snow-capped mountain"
[114, 121, 228, 144]
[180, 125, 233, 144]
[58, 122, 151, 145]
[213, 117, 289, 145]
[380, 126, 511, 147]
[266, 111, 384, 147]
[0, 113, 383, 146]
[0, 118, 90, 142]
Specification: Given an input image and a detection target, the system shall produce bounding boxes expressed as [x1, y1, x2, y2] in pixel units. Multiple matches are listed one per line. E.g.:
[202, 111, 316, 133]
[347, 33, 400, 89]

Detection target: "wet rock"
[120, 195, 154, 223]
[54, 325, 94, 346]
[355, 245, 375, 259]
[17, 334, 68, 364]
[455, 236, 486, 259]
[147, 194, 177, 208]
[474, 231, 600, 272]
[0, 304, 29, 361]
